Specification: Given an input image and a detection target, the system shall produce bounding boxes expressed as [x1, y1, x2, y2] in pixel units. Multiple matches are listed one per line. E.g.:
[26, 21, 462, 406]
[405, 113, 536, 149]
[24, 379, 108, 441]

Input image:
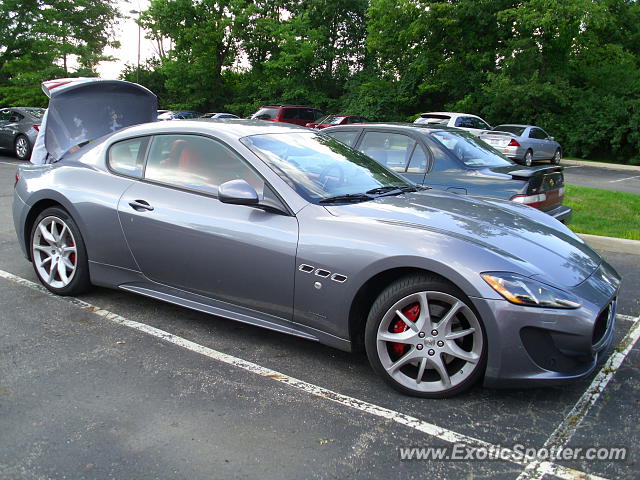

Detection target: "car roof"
[109, 118, 309, 142]
[495, 124, 531, 128]
[324, 122, 461, 132]
[260, 105, 314, 109]
[418, 112, 481, 118]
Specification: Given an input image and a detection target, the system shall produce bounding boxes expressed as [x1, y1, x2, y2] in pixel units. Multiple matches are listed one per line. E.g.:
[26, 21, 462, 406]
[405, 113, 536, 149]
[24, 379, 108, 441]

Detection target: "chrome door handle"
[128, 199, 154, 212]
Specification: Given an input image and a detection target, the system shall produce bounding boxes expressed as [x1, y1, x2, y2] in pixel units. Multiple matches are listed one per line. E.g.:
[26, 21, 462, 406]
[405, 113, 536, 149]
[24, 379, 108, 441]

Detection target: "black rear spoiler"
[510, 166, 564, 180]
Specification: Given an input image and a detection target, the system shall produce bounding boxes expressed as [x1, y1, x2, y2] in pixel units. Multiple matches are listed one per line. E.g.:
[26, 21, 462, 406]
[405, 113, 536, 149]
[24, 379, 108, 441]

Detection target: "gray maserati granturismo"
[12, 81, 620, 398]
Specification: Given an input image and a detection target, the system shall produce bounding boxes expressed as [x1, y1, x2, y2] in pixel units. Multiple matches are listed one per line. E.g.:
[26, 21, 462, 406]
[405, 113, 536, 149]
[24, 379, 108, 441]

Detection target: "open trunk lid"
[42, 78, 157, 161]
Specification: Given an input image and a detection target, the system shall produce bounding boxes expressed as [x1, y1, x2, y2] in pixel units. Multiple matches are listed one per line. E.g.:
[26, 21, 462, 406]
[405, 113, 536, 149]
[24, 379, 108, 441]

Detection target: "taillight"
[511, 192, 547, 209]
[33, 125, 40, 131]
[507, 138, 520, 147]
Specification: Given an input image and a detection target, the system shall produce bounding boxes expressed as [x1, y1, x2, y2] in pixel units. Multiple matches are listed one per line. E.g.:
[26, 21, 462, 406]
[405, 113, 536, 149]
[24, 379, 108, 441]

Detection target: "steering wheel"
[318, 164, 345, 189]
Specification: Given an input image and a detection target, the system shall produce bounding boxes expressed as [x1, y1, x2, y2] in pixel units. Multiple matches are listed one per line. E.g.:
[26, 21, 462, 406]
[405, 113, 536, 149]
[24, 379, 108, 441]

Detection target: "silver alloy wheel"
[524, 150, 533, 166]
[375, 291, 483, 393]
[552, 149, 561, 164]
[15, 136, 29, 159]
[32, 216, 78, 289]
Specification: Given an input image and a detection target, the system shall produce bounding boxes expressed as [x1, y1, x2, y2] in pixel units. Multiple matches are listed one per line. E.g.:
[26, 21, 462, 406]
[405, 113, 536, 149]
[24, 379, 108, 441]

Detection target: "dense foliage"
[2, 0, 639, 163]
[0, 0, 120, 106]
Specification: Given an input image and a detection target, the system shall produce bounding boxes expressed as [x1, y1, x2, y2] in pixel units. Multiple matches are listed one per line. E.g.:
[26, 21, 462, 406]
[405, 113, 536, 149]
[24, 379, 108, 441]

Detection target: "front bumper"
[476, 261, 621, 388]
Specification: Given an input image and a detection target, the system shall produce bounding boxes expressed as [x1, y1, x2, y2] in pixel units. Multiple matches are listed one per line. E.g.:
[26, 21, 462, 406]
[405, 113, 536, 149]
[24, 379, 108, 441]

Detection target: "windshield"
[493, 125, 525, 136]
[241, 132, 412, 204]
[431, 130, 514, 167]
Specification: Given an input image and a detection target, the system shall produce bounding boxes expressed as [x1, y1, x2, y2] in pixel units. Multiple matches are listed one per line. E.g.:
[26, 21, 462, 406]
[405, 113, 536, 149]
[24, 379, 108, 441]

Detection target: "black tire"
[551, 148, 561, 165]
[15, 135, 31, 161]
[29, 207, 92, 296]
[523, 150, 533, 167]
[364, 274, 487, 398]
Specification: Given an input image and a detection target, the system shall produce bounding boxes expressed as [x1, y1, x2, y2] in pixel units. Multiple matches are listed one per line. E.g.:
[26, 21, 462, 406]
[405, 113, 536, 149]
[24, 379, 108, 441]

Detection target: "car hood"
[324, 191, 600, 287]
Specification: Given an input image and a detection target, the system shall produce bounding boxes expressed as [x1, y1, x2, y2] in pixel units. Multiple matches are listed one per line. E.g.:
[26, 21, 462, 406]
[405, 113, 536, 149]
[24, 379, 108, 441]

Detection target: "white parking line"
[517, 316, 640, 480]
[1, 268, 634, 480]
[609, 175, 640, 183]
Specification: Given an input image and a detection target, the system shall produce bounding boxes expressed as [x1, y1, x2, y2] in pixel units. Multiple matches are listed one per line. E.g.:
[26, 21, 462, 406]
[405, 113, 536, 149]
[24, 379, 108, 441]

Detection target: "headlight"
[481, 272, 581, 309]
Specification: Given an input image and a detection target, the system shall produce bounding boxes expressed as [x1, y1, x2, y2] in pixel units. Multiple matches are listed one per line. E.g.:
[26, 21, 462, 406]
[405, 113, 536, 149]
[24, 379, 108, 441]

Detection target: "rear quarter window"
[108, 137, 149, 178]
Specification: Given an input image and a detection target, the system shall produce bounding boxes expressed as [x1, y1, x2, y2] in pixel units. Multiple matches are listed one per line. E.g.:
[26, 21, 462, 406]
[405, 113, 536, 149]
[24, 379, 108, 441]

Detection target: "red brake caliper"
[69, 239, 76, 265]
[389, 303, 420, 356]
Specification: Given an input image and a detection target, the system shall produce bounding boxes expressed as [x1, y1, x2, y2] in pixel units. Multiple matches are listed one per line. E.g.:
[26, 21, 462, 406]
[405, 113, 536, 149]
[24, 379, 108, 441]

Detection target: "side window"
[313, 110, 325, 121]
[108, 137, 149, 178]
[144, 134, 265, 196]
[455, 117, 474, 128]
[530, 128, 546, 139]
[407, 144, 429, 174]
[425, 138, 458, 173]
[282, 109, 298, 120]
[325, 130, 359, 147]
[359, 131, 416, 172]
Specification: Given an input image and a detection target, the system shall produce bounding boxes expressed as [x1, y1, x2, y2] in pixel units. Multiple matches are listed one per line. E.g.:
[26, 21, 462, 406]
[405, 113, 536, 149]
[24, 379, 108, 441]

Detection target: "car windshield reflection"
[242, 132, 410, 204]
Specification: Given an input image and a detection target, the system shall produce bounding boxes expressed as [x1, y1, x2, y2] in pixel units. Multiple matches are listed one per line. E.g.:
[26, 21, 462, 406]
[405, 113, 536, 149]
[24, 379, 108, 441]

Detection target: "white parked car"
[414, 112, 492, 136]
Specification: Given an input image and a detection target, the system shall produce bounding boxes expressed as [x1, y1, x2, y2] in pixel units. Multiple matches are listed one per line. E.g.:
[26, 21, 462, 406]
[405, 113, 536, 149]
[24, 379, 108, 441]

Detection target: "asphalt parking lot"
[0, 155, 638, 480]
[563, 164, 640, 194]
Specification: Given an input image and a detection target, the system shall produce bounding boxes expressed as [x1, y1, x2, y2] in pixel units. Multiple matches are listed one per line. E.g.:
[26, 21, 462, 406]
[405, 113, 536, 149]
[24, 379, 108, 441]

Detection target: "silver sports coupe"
[12, 81, 621, 397]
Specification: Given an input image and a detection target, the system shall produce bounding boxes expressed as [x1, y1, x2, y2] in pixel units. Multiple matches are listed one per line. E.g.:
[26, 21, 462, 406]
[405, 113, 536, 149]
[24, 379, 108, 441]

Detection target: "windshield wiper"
[319, 193, 373, 204]
[365, 185, 419, 196]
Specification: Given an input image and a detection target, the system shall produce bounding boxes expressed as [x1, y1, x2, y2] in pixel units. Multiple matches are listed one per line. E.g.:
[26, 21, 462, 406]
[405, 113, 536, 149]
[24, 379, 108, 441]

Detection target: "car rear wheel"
[551, 149, 561, 165]
[15, 135, 31, 160]
[30, 207, 91, 296]
[524, 150, 533, 167]
[365, 274, 486, 398]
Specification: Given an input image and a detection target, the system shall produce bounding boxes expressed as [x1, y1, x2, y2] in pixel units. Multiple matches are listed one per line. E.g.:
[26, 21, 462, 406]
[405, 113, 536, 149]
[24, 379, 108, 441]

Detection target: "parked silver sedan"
[12, 80, 621, 398]
[480, 124, 562, 166]
[0, 107, 45, 160]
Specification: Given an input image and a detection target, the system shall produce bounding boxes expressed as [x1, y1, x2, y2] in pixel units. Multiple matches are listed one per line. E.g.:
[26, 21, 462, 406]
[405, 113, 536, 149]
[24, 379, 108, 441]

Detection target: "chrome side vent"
[299, 264, 314, 273]
[315, 269, 331, 278]
[331, 273, 347, 283]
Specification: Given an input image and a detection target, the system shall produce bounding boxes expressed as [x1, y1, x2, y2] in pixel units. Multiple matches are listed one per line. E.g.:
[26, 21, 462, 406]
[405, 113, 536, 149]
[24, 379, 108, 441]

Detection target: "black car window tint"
[530, 128, 546, 139]
[108, 137, 149, 178]
[145, 134, 264, 196]
[359, 131, 415, 172]
[325, 130, 359, 146]
[407, 144, 428, 173]
[474, 118, 490, 129]
[282, 109, 298, 120]
[313, 110, 324, 121]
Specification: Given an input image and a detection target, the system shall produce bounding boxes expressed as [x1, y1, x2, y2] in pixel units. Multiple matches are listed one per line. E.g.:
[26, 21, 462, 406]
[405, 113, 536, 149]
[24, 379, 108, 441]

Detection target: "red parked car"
[250, 105, 324, 126]
[305, 114, 370, 129]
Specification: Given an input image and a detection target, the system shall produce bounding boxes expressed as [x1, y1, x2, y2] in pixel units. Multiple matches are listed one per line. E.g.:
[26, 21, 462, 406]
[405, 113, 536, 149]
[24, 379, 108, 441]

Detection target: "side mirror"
[548, 136, 555, 141]
[218, 179, 259, 206]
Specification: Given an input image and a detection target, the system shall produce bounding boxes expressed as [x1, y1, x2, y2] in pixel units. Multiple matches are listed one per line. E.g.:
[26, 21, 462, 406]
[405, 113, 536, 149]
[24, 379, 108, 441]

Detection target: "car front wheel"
[365, 275, 486, 398]
[30, 207, 91, 296]
[15, 135, 31, 160]
[551, 149, 561, 165]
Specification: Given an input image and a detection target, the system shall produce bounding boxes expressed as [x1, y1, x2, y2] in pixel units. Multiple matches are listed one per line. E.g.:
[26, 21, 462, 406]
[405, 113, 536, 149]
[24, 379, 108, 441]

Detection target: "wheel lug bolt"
[437, 340, 444, 347]
[431, 329, 438, 336]
[416, 344, 423, 350]
[418, 332, 425, 338]
[428, 349, 435, 356]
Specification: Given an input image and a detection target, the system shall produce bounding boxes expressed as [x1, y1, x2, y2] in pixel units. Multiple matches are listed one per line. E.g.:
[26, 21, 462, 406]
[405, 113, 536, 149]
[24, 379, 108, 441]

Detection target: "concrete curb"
[562, 159, 640, 172]
[578, 233, 640, 255]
